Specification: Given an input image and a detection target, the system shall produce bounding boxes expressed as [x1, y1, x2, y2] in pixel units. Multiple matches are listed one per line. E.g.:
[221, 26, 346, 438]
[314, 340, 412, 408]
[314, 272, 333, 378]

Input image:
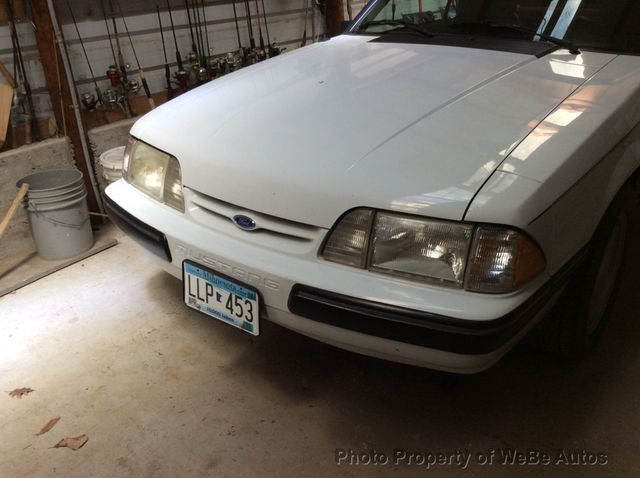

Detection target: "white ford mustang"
[105, 0, 640, 373]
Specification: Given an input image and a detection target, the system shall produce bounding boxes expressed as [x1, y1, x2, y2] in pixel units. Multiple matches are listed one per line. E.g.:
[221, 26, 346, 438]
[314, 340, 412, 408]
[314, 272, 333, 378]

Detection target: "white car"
[105, 0, 640, 373]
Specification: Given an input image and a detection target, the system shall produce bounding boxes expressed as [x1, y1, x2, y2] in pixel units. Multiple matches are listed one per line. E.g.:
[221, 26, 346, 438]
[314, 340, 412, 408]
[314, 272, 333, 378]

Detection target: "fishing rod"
[167, 0, 188, 91]
[259, 0, 280, 57]
[253, 0, 265, 56]
[231, 0, 243, 52]
[259, 0, 271, 49]
[101, 1, 118, 75]
[166, 0, 184, 71]
[227, 0, 246, 69]
[191, 0, 207, 81]
[109, 0, 137, 118]
[311, 0, 316, 44]
[243, 0, 256, 50]
[184, 0, 199, 56]
[193, 0, 207, 57]
[116, 0, 156, 110]
[200, 0, 212, 67]
[259, 0, 270, 46]
[194, 0, 206, 67]
[66, 1, 102, 110]
[6, 0, 40, 143]
[301, 0, 310, 47]
[10, 45, 20, 147]
[10, 30, 22, 146]
[108, 0, 128, 84]
[156, 5, 174, 100]
[101, 0, 131, 117]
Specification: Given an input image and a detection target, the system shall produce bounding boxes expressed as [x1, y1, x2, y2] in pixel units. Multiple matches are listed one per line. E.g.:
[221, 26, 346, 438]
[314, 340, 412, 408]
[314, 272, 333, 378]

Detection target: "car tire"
[531, 184, 635, 357]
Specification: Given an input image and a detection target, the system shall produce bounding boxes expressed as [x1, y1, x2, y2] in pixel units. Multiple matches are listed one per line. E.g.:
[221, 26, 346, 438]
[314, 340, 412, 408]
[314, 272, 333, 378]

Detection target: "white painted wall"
[63, 0, 325, 95]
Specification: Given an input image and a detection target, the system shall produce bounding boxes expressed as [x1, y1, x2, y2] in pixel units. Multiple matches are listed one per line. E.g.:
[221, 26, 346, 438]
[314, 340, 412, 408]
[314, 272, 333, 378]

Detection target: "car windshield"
[355, 0, 640, 54]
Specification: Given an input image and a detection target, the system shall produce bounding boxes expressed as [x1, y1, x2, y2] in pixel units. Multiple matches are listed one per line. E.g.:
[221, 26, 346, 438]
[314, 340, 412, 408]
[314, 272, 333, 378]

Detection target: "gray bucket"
[17, 169, 94, 260]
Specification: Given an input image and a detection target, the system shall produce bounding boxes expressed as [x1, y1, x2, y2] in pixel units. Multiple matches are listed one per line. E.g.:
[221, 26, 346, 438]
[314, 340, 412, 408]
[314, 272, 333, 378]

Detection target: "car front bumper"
[105, 180, 568, 373]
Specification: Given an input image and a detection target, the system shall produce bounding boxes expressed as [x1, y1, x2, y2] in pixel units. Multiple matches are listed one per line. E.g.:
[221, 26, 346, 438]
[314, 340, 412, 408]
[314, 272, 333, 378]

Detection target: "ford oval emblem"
[232, 214, 257, 231]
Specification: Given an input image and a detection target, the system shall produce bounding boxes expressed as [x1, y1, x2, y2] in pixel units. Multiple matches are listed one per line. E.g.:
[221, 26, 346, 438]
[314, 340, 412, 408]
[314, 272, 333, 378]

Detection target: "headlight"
[370, 213, 473, 286]
[465, 226, 545, 293]
[322, 209, 545, 294]
[322, 209, 374, 268]
[123, 138, 184, 212]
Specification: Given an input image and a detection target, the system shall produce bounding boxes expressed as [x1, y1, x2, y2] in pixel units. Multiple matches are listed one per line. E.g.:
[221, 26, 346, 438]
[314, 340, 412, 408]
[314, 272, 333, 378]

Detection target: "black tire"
[531, 185, 634, 357]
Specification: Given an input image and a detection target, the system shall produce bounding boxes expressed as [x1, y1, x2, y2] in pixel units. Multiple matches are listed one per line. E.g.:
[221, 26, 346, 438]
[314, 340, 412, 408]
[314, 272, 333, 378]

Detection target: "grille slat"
[187, 189, 321, 242]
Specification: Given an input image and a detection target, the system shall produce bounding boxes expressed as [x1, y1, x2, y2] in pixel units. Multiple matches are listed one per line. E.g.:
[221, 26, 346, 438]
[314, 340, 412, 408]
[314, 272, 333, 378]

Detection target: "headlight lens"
[370, 213, 473, 286]
[124, 138, 184, 212]
[322, 209, 545, 293]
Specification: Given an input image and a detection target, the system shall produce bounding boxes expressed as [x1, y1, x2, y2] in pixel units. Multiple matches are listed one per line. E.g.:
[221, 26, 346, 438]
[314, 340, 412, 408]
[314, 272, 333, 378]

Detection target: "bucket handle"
[29, 201, 89, 229]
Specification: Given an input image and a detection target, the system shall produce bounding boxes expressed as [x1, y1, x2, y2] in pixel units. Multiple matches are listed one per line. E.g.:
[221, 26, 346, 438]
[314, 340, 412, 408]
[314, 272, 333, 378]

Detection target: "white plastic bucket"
[17, 169, 94, 260]
[99, 146, 126, 183]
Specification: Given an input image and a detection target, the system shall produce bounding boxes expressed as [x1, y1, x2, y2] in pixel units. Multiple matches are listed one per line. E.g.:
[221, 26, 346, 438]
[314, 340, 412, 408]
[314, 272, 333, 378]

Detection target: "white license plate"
[183, 261, 259, 335]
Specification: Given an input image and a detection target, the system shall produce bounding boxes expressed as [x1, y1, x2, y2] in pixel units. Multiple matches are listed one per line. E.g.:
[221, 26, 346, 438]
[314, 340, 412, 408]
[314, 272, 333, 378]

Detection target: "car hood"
[131, 35, 614, 228]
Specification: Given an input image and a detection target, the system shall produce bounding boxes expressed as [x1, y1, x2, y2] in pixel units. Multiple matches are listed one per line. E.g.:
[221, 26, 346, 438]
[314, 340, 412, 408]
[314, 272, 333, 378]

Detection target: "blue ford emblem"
[232, 215, 257, 231]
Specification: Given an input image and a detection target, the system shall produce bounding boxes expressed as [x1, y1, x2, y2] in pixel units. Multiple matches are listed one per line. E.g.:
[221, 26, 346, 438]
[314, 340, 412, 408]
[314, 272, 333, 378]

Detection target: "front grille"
[187, 189, 324, 249]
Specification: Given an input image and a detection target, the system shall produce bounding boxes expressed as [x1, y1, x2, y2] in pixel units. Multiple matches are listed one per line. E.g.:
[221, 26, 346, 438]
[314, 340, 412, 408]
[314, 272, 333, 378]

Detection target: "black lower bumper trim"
[288, 253, 585, 355]
[104, 193, 172, 262]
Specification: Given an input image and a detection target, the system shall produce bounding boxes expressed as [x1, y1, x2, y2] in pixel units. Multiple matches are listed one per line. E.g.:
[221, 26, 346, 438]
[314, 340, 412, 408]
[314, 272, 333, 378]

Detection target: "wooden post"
[30, 0, 101, 214]
[326, 0, 346, 37]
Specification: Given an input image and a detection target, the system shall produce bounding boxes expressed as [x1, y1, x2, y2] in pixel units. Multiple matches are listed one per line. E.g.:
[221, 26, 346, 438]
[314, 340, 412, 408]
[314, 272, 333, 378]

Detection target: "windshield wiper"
[359, 19, 434, 39]
[450, 21, 580, 54]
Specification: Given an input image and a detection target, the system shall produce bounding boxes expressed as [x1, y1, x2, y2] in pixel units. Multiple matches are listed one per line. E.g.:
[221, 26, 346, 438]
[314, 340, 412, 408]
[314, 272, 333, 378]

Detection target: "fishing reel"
[81, 92, 98, 111]
[245, 49, 260, 66]
[216, 56, 229, 76]
[216, 52, 238, 75]
[186, 51, 200, 72]
[206, 58, 219, 79]
[228, 52, 243, 72]
[127, 79, 141, 95]
[102, 89, 119, 110]
[174, 70, 189, 92]
[197, 66, 209, 84]
[268, 43, 283, 57]
[107, 66, 121, 87]
[183, 51, 203, 86]
[117, 91, 130, 109]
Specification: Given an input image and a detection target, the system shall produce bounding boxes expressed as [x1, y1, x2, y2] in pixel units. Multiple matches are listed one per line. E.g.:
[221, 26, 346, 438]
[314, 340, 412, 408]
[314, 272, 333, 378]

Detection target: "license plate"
[183, 261, 260, 335]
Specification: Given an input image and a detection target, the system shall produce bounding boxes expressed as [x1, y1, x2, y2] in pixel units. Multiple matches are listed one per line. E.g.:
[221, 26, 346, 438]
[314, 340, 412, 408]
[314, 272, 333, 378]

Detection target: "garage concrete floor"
[1, 224, 639, 478]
